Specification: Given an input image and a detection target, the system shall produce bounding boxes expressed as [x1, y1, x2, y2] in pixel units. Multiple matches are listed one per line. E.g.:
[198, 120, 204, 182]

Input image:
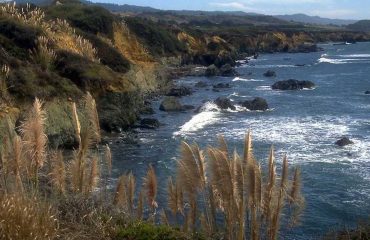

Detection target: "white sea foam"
[232, 77, 264, 82]
[338, 54, 370, 58]
[218, 116, 370, 165]
[256, 85, 272, 91]
[174, 102, 220, 135]
[318, 57, 369, 64]
[229, 92, 248, 98]
[252, 64, 297, 68]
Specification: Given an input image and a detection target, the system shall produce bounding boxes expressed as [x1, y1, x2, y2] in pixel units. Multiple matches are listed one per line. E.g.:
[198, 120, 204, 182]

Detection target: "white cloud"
[210, 2, 251, 10]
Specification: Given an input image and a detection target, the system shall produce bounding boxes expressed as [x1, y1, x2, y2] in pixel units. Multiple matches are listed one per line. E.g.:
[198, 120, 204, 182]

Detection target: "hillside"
[347, 20, 370, 32]
[275, 13, 357, 26]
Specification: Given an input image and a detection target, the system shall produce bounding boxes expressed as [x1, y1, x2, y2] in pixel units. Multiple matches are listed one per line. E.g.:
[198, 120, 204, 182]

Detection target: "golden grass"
[169, 132, 305, 240]
[0, 194, 58, 240]
[0, 3, 99, 63]
[0, 65, 10, 100]
[0, 93, 305, 239]
[30, 36, 56, 71]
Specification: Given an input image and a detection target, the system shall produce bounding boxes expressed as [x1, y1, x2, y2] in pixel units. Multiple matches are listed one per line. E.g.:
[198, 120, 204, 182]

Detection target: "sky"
[94, 0, 370, 20]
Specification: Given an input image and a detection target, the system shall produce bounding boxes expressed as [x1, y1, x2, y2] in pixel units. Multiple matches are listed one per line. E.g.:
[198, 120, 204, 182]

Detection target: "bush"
[124, 17, 187, 56]
[46, 4, 115, 37]
[115, 222, 201, 240]
[83, 32, 131, 73]
[0, 16, 41, 50]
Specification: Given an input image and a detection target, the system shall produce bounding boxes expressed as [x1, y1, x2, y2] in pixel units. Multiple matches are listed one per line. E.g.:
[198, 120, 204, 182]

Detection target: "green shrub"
[115, 222, 204, 240]
[46, 4, 115, 37]
[83, 32, 131, 73]
[0, 16, 41, 50]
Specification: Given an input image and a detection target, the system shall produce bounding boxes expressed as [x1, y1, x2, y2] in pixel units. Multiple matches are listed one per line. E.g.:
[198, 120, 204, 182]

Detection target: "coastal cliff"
[1, 0, 370, 147]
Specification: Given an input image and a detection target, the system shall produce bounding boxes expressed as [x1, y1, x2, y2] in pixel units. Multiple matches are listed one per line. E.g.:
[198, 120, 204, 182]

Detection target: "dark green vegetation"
[347, 20, 370, 32]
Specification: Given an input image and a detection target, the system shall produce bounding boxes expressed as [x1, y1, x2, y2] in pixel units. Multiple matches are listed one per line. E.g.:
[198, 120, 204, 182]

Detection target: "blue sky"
[94, 0, 370, 19]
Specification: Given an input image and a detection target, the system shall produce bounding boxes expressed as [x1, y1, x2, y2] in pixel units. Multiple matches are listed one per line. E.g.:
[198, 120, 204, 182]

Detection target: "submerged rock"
[219, 64, 237, 76]
[365, 91, 370, 94]
[240, 97, 269, 111]
[140, 118, 160, 129]
[205, 64, 219, 77]
[195, 81, 208, 88]
[166, 86, 193, 97]
[183, 105, 195, 110]
[159, 97, 184, 112]
[272, 79, 315, 90]
[264, 70, 276, 77]
[214, 97, 236, 110]
[213, 83, 231, 89]
[335, 137, 354, 147]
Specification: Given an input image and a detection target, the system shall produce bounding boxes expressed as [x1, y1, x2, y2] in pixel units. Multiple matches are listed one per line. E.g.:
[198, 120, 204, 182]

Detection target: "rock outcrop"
[139, 118, 160, 129]
[214, 97, 236, 110]
[335, 137, 354, 147]
[166, 86, 192, 97]
[264, 70, 276, 77]
[219, 64, 237, 76]
[205, 64, 219, 77]
[240, 97, 269, 111]
[159, 96, 185, 112]
[213, 83, 231, 89]
[272, 79, 315, 90]
[195, 81, 208, 88]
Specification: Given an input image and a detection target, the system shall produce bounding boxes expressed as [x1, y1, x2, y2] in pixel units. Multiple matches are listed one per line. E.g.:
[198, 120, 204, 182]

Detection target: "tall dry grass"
[30, 36, 56, 71]
[168, 133, 305, 240]
[0, 3, 99, 63]
[0, 92, 304, 239]
[0, 65, 10, 100]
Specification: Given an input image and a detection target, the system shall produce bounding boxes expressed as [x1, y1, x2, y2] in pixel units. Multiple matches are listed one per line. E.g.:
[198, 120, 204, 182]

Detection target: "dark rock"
[240, 97, 269, 111]
[183, 105, 195, 110]
[98, 91, 141, 132]
[335, 137, 354, 147]
[213, 83, 231, 89]
[272, 79, 315, 90]
[140, 118, 160, 129]
[195, 81, 208, 88]
[295, 43, 321, 53]
[205, 64, 219, 77]
[219, 64, 237, 76]
[264, 70, 276, 77]
[48, 132, 79, 150]
[159, 96, 184, 112]
[140, 105, 155, 115]
[214, 97, 236, 110]
[166, 86, 193, 97]
[295, 64, 306, 67]
[365, 91, 370, 94]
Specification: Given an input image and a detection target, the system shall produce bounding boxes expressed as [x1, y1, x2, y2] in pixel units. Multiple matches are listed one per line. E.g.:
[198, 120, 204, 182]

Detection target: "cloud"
[209, 2, 251, 10]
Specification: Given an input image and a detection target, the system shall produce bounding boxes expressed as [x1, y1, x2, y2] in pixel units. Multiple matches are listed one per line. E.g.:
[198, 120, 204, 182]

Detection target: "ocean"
[109, 42, 370, 239]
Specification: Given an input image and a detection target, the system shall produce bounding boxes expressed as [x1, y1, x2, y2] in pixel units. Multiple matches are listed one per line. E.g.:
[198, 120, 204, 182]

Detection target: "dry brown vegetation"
[0, 3, 99, 63]
[0, 64, 10, 101]
[0, 92, 304, 239]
